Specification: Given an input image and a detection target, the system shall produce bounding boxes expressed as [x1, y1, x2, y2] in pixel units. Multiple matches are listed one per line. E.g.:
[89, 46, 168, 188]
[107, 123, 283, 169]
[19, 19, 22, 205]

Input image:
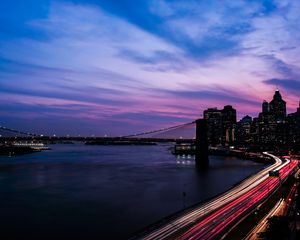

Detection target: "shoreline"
[0, 146, 40, 156]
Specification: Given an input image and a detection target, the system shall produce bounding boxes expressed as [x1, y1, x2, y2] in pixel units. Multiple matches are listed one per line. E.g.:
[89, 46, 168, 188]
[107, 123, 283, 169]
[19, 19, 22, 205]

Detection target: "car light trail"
[244, 198, 284, 240]
[137, 153, 298, 240]
[177, 158, 298, 240]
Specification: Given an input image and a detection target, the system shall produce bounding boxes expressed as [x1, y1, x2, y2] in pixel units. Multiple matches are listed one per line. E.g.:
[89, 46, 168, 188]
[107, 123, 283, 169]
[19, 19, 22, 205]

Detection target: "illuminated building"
[203, 105, 236, 146]
[269, 89, 286, 121]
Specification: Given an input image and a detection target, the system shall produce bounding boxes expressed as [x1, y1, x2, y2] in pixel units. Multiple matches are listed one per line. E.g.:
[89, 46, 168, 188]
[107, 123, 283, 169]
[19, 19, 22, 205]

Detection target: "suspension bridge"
[0, 121, 197, 140]
[122, 121, 196, 139]
[0, 119, 209, 168]
[0, 126, 39, 138]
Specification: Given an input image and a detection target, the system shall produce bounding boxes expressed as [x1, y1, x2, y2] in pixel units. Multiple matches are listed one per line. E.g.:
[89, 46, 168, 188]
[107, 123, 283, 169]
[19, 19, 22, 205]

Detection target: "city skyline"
[1, 0, 300, 136]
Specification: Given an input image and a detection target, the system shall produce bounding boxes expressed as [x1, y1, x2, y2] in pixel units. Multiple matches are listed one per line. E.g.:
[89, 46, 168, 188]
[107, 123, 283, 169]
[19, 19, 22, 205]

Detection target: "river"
[0, 143, 266, 239]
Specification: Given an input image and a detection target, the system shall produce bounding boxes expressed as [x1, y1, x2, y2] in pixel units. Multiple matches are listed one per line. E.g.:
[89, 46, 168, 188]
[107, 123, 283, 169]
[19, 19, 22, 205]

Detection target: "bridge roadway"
[138, 153, 298, 240]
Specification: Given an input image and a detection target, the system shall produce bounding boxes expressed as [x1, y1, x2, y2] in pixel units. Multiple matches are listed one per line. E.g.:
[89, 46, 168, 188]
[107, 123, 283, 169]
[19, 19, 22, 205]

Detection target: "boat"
[12, 142, 50, 150]
[172, 142, 196, 155]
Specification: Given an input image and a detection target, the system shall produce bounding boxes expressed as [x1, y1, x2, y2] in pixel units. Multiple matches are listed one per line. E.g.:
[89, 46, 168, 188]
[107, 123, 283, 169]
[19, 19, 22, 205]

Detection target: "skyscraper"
[222, 105, 237, 144]
[236, 115, 252, 145]
[269, 89, 286, 121]
[262, 100, 269, 113]
[257, 89, 287, 146]
[203, 108, 223, 145]
[203, 105, 236, 146]
[287, 101, 300, 145]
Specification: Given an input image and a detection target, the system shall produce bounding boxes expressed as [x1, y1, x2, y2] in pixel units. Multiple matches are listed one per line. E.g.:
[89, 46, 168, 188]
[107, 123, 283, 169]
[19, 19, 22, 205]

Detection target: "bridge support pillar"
[195, 119, 209, 169]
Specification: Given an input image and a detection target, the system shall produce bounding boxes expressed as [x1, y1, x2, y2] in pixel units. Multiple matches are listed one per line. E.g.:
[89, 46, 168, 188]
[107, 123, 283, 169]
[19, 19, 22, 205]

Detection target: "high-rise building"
[221, 105, 236, 144]
[236, 115, 252, 145]
[222, 105, 237, 124]
[262, 100, 269, 113]
[256, 89, 287, 146]
[287, 101, 300, 145]
[203, 90, 299, 149]
[269, 89, 286, 121]
[203, 105, 236, 146]
[250, 117, 260, 144]
[203, 108, 223, 145]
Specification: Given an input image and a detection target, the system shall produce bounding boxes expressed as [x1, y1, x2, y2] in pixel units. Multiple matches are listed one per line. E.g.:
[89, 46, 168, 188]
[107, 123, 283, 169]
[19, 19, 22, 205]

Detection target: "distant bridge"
[0, 119, 209, 168]
[0, 126, 39, 137]
[0, 121, 197, 139]
[121, 121, 196, 138]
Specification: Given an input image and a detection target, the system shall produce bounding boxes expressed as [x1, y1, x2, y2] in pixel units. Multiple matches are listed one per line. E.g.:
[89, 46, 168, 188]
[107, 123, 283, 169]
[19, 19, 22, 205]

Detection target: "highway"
[138, 153, 298, 240]
[177, 155, 298, 240]
[243, 198, 285, 240]
[244, 179, 298, 240]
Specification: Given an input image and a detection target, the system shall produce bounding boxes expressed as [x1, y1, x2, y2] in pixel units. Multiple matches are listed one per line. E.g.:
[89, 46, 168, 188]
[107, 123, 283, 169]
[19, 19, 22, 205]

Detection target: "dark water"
[0, 143, 265, 239]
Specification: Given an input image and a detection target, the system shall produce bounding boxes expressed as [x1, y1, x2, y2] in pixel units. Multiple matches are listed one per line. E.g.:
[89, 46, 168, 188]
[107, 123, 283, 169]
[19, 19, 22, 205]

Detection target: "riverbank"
[209, 148, 274, 163]
[173, 144, 274, 164]
[0, 145, 39, 156]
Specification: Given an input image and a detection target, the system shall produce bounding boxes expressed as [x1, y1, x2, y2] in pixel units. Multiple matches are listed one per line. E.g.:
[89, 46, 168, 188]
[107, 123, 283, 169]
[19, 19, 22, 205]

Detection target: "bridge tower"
[195, 119, 209, 169]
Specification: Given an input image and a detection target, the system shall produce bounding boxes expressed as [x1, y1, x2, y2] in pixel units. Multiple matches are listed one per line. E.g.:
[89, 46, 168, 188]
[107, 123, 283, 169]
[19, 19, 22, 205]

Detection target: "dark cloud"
[117, 49, 189, 72]
[0, 58, 147, 89]
[263, 78, 300, 94]
[0, 102, 96, 115]
[0, 58, 145, 107]
[110, 111, 193, 125]
[260, 55, 296, 77]
[0, 85, 133, 106]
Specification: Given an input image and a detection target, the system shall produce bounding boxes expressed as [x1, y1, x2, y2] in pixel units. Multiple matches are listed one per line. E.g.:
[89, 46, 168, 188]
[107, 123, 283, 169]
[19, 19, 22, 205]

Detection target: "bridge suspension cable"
[122, 121, 196, 138]
[0, 120, 197, 139]
[0, 126, 39, 137]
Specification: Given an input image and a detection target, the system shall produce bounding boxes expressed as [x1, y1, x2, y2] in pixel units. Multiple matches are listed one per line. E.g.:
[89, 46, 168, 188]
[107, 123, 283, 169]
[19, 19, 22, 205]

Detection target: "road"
[177, 156, 298, 240]
[244, 180, 298, 240]
[243, 198, 285, 240]
[138, 153, 298, 240]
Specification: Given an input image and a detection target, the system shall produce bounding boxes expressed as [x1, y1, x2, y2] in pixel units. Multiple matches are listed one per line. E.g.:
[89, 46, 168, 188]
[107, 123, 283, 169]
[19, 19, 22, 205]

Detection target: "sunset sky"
[1, 0, 300, 136]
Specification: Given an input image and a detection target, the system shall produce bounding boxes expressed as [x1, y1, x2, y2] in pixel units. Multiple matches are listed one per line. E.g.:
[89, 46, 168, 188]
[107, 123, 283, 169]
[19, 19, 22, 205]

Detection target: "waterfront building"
[203, 105, 236, 146]
[203, 108, 223, 145]
[202, 89, 299, 150]
[245, 89, 288, 147]
[236, 115, 252, 145]
[222, 105, 237, 145]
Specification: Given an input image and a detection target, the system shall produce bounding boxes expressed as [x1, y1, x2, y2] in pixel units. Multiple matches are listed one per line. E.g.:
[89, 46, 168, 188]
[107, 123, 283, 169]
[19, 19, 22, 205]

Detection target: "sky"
[1, 0, 300, 136]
